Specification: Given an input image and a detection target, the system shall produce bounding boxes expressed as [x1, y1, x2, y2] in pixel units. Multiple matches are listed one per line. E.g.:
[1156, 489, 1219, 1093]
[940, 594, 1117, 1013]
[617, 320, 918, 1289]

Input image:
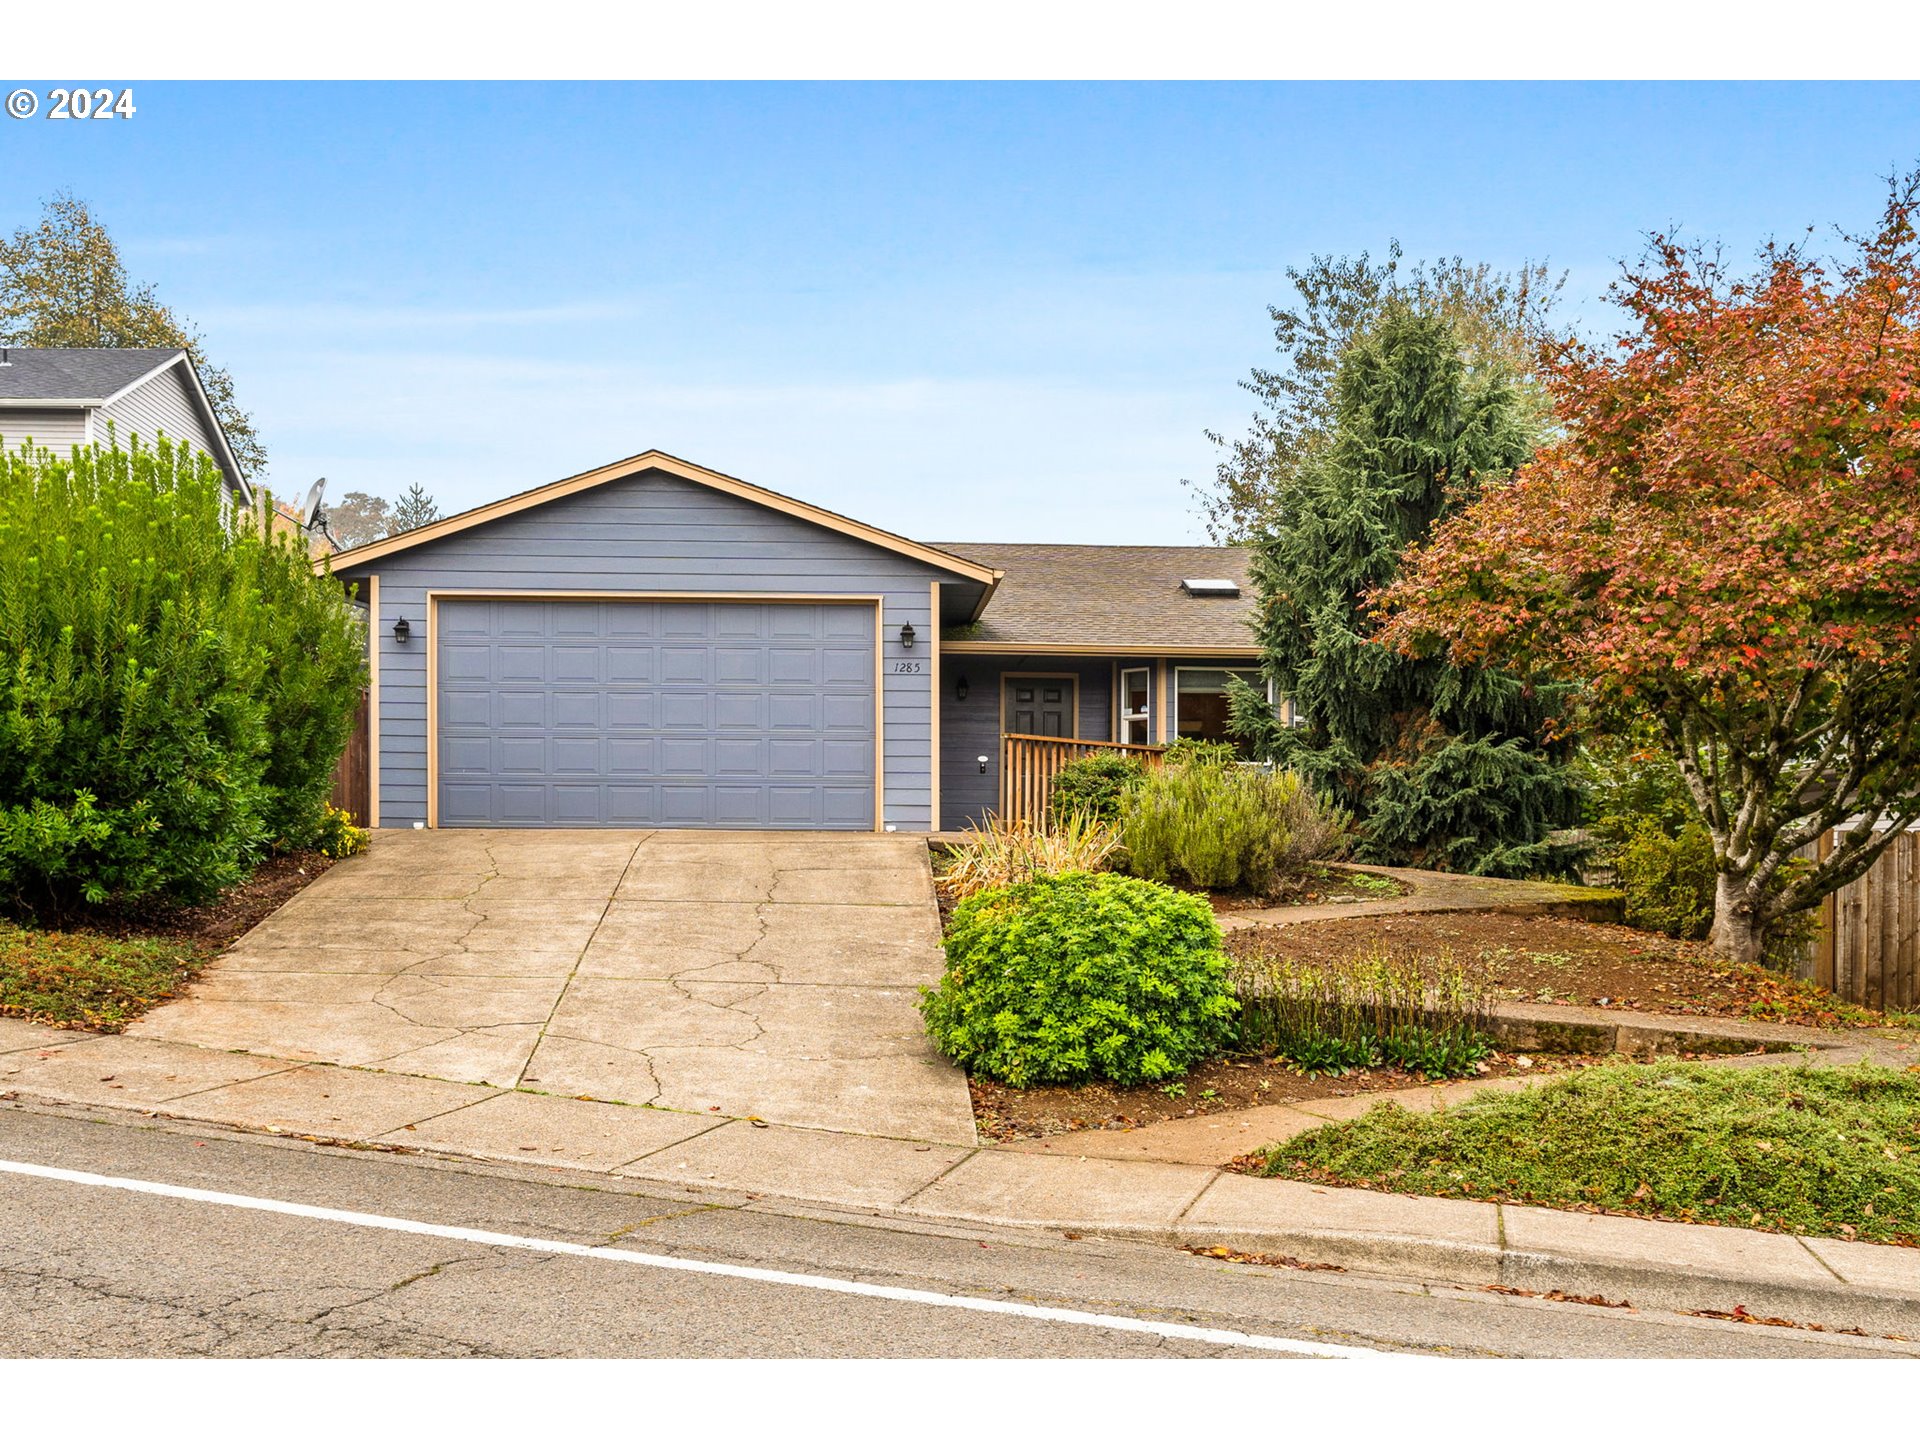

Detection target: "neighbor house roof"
[0, 346, 186, 402]
[932, 542, 1258, 654]
[0, 346, 251, 501]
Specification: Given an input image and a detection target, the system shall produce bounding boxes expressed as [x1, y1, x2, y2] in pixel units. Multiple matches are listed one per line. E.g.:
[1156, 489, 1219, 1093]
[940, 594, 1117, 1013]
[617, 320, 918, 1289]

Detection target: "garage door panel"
[821, 649, 870, 685]
[551, 691, 602, 728]
[606, 693, 655, 728]
[606, 646, 653, 682]
[437, 599, 874, 829]
[714, 693, 765, 729]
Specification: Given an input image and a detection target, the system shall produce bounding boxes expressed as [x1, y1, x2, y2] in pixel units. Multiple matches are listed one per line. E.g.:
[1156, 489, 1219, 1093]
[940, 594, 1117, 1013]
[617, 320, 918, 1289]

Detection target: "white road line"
[0, 1156, 1393, 1359]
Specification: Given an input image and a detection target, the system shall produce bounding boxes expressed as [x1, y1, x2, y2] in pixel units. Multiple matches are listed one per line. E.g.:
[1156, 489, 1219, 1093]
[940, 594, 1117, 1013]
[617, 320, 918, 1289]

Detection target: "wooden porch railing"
[998, 733, 1165, 828]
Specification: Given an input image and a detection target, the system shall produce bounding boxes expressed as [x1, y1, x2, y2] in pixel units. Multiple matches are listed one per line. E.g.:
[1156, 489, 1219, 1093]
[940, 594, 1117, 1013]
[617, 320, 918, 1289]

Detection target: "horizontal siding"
[99, 366, 218, 459]
[340, 468, 942, 830]
[0, 408, 89, 453]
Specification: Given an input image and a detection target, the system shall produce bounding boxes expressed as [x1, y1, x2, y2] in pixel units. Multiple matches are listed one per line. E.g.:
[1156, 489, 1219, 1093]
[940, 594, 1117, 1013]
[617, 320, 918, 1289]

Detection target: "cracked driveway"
[127, 830, 977, 1146]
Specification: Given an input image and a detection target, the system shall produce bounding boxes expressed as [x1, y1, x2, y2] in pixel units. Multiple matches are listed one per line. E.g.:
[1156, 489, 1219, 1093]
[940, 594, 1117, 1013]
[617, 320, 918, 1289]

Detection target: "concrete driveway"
[128, 830, 977, 1146]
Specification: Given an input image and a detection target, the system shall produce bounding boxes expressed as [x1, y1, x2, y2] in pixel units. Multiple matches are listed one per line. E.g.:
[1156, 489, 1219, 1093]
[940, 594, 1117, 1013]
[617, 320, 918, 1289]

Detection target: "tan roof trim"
[322, 449, 1002, 585]
[939, 641, 1262, 657]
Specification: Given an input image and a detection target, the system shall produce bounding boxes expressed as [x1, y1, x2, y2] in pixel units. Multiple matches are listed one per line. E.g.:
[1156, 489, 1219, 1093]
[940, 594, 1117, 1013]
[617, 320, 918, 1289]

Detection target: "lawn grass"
[1260, 1060, 1920, 1245]
[0, 920, 211, 1031]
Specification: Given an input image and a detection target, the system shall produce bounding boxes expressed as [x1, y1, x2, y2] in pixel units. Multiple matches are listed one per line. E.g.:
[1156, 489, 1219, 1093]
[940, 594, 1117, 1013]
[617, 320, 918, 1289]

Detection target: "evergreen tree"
[1227, 301, 1579, 877]
[389, 483, 441, 533]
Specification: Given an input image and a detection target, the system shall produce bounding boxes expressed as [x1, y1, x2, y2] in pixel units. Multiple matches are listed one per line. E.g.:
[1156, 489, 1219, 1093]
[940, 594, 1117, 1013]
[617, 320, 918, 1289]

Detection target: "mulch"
[1226, 910, 1893, 1030]
[967, 1049, 1603, 1144]
[74, 852, 337, 955]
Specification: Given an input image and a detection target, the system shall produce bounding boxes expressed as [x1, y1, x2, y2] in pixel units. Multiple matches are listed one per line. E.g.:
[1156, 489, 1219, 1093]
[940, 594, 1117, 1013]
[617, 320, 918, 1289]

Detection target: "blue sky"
[3, 81, 1916, 541]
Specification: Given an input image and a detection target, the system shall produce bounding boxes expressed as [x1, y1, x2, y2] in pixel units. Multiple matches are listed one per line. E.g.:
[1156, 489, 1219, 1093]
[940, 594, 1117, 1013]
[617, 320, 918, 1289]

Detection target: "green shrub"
[1615, 818, 1716, 940]
[921, 871, 1237, 1087]
[1119, 760, 1347, 896]
[0, 436, 367, 914]
[1161, 737, 1241, 770]
[1233, 946, 1493, 1079]
[1047, 753, 1145, 825]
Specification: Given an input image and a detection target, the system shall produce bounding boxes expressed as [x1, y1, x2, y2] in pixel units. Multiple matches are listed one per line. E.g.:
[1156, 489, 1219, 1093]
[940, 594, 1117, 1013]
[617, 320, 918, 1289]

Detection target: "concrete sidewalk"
[5, 1012, 1917, 1335]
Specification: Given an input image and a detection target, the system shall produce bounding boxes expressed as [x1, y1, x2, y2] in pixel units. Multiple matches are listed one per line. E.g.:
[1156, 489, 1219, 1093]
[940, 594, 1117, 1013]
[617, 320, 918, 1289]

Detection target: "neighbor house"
[0, 346, 253, 502]
[326, 450, 1285, 833]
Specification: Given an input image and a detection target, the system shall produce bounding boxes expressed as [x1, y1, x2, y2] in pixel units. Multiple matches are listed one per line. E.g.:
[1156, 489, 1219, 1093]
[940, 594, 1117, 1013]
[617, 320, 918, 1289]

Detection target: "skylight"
[1180, 578, 1241, 598]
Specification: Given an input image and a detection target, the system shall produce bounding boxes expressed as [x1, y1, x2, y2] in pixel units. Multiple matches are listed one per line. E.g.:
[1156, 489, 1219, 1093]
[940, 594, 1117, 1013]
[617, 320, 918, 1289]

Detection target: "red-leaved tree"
[1378, 171, 1920, 968]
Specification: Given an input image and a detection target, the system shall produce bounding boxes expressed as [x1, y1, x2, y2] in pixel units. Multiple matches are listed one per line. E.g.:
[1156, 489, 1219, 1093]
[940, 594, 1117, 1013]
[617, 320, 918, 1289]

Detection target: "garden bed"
[1251, 1060, 1920, 1246]
[1196, 864, 1409, 914]
[1226, 910, 1903, 1030]
[0, 852, 334, 1031]
[968, 1047, 1607, 1143]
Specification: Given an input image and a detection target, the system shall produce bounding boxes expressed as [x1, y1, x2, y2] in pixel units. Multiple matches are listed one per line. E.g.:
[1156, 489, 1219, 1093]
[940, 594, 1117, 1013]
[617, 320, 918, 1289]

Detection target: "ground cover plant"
[921, 871, 1236, 1086]
[0, 853, 333, 1029]
[1259, 1060, 1920, 1245]
[1233, 944, 1494, 1078]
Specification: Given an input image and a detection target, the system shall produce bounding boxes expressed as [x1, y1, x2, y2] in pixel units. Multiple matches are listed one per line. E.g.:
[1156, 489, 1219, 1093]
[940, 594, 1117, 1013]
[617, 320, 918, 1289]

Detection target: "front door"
[1004, 676, 1074, 738]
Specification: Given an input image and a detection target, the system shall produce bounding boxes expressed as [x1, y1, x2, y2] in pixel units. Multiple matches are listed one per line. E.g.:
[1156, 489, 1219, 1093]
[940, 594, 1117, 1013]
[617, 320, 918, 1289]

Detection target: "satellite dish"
[301, 476, 328, 530]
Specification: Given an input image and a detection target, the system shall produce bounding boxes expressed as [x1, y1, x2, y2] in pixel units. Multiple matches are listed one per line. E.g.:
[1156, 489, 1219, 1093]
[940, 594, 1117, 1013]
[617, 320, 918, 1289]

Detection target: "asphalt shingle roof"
[932, 542, 1258, 650]
[0, 347, 183, 401]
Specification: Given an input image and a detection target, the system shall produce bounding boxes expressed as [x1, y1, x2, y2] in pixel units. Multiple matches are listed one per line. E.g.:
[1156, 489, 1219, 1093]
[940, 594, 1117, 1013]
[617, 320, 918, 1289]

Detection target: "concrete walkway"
[125, 829, 976, 1146]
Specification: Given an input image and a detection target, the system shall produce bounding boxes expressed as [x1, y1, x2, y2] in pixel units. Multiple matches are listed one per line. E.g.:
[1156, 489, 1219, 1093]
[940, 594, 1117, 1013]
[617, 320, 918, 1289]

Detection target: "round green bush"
[920, 871, 1237, 1087]
[1047, 753, 1145, 825]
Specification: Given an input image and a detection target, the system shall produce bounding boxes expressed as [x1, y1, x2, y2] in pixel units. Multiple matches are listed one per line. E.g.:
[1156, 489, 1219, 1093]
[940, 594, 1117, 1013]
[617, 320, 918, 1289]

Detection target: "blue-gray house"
[326, 450, 1271, 833]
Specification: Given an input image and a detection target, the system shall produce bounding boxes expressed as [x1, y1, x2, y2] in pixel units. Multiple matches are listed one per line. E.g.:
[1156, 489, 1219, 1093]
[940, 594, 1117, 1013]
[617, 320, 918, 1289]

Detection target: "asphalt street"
[1, 1101, 1912, 1359]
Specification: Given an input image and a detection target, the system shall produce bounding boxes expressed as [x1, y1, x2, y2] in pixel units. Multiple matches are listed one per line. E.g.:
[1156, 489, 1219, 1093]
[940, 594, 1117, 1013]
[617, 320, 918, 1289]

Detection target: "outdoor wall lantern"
[393, 616, 412, 645]
[899, 621, 916, 649]
[955, 673, 970, 702]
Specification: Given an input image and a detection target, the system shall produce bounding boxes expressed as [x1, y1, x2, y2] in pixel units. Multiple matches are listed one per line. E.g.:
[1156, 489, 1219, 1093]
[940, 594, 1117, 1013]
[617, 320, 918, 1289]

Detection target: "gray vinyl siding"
[0, 407, 89, 453]
[939, 657, 1119, 829]
[335, 467, 945, 830]
[99, 365, 227, 473]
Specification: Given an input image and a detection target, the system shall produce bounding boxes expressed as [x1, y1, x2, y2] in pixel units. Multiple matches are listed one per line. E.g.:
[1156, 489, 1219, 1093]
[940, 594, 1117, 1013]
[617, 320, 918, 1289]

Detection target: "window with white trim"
[1119, 666, 1151, 746]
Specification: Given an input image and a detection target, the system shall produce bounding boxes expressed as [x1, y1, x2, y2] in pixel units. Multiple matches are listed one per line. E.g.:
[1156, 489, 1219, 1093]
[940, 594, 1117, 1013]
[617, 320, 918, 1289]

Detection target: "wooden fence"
[998, 733, 1165, 828]
[1804, 826, 1920, 1012]
[328, 688, 372, 826]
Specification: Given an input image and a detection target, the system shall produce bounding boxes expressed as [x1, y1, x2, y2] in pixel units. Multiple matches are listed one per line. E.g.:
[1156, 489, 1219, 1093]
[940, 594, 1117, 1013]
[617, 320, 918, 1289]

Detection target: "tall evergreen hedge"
[0, 435, 367, 914]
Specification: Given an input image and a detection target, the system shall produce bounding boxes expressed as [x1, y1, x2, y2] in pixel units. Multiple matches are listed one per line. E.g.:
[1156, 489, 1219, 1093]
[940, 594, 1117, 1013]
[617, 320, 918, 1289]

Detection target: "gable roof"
[0, 346, 252, 501]
[931, 542, 1258, 653]
[0, 346, 185, 402]
[323, 449, 1003, 586]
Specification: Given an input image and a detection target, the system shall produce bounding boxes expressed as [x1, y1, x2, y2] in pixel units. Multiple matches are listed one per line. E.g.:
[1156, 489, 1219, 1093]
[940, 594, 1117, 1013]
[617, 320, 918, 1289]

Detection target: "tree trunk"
[1708, 872, 1766, 968]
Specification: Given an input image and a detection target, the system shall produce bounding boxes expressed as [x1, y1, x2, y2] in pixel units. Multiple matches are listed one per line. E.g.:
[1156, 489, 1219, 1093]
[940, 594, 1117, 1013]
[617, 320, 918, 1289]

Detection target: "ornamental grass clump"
[1119, 752, 1346, 896]
[921, 871, 1237, 1087]
[1233, 945, 1494, 1079]
[934, 810, 1122, 901]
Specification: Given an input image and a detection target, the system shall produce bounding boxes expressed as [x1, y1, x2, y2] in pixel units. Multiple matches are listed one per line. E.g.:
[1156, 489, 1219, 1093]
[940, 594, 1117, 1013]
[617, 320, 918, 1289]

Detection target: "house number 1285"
[891, 660, 925, 675]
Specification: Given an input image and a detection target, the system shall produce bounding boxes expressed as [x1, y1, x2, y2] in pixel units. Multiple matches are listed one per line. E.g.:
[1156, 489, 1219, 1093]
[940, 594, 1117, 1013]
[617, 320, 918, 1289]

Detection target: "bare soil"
[1226, 909, 1895, 1029]
[89, 852, 337, 952]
